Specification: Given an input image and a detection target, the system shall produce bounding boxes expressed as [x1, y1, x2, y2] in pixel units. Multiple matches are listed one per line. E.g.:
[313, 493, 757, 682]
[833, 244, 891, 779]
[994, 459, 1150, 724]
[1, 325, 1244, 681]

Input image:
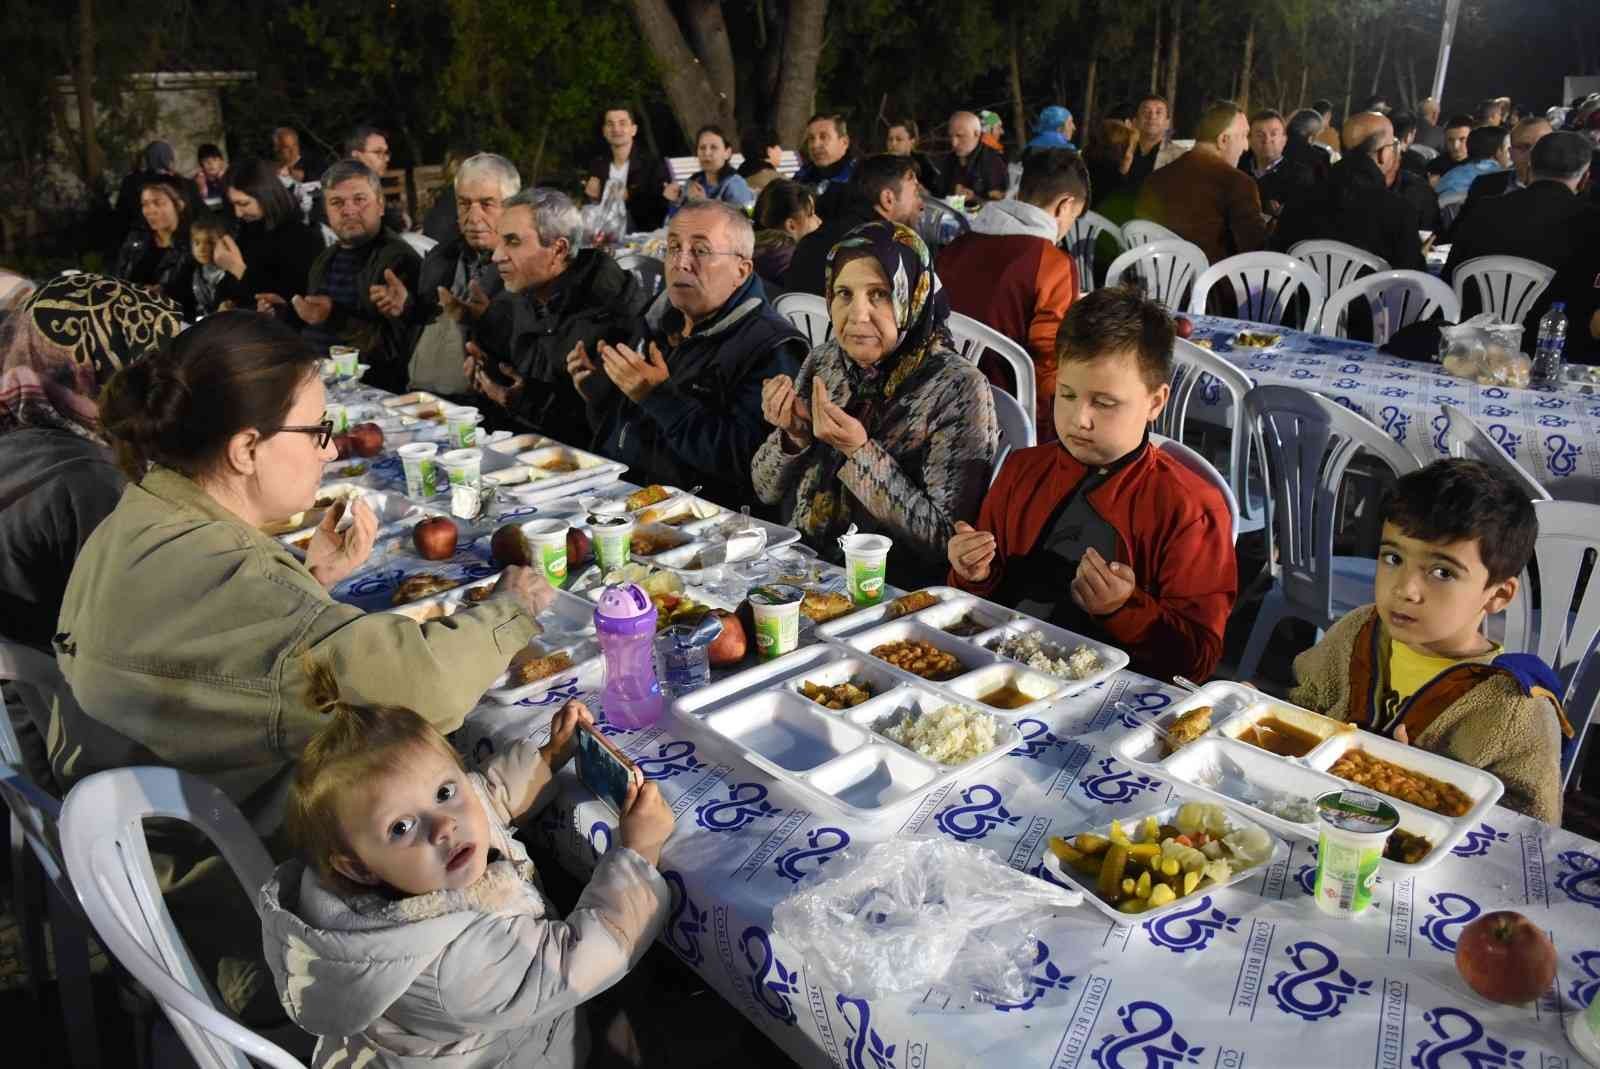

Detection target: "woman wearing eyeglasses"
[50, 311, 555, 1024]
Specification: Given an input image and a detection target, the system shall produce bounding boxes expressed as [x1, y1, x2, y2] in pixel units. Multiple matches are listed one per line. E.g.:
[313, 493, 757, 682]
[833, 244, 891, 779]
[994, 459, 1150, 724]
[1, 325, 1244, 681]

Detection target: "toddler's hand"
[541, 700, 593, 771]
[618, 781, 674, 866]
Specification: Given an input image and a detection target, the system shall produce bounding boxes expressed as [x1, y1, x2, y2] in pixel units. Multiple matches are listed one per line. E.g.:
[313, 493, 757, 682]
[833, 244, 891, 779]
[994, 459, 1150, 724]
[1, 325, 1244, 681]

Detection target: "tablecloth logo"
[774, 826, 850, 883]
[934, 784, 1020, 841]
[1379, 386, 1411, 398]
[1267, 940, 1373, 1021]
[1090, 1000, 1205, 1069]
[1534, 395, 1568, 410]
[1411, 1006, 1526, 1069]
[695, 782, 783, 832]
[1381, 405, 1410, 443]
[343, 567, 406, 598]
[1555, 848, 1600, 908]
[494, 505, 542, 521]
[1290, 368, 1313, 380]
[1418, 892, 1481, 953]
[516, 677, 584, 707]
[1483, 404, 1514, 418]
[1451, 823, 1508, 858]
[370, 454, 403, 480]
[1544, 434, 1581, 477]
[740, 926, 799, 1026]
[1143, 894, 1239, 954]
[1080, 756, 1163, 805]
[837, 995, 895, 1069]
[588, 820, 612, 854]
[1483, 387, 1509, 399]
[1334, 377, 1363, 390]
[661, 870, 707, 967]
[1487, 424, 1521, 458]
[1538, 414, 1574, 428]
[1383, 370, 1414, 380]
[990, 939, 1076, 1012]
[1294, 843, 1319, 896]
[1430, 394, 1465, 407]
[1334, 396, 1362, 414]
[1116, 690, 1174, 729]
[1012, 718, 1066, 760]
[1431, 413, 1450, 454]
[1341, 363, 1364, 374]
[1570, 949, 1600, 1009]
[634, 739, 707, 780]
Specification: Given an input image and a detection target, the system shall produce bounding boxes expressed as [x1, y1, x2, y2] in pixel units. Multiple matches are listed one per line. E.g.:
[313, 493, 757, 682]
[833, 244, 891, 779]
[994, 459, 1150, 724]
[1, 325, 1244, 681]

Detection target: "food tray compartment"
[1040, 801, 1285, 922]
[673, 644, 843, 719]
[942, 661, 1069, 718]
[1305, 729, 1503, 821]
[785, 656, 904, 711]
[977, 618, 1128, 698]
[844, 685, 1022, 770]
[511, 445, 628, 494]
[701, 690, 871, 772]
[484, 637, 602, 705]
[813, 585, 963, 640]
[488, 433, 547, 455]
[1217, 701, 1353, 758]
[914, 596, 1016, 638]
[844, 617, 1001, 684]
[626, 522, 697, 559]
[633, 494, 724, 527]
[383, 391, 439, 409]
[278, 488, 428, 550]
[804, 745, 938, 812]
[1108, 681, 1260, 768]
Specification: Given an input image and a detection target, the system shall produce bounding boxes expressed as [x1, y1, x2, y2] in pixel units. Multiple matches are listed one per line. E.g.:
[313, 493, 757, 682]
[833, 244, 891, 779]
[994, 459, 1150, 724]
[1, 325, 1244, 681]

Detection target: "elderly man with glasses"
[565, 199, 806, 506]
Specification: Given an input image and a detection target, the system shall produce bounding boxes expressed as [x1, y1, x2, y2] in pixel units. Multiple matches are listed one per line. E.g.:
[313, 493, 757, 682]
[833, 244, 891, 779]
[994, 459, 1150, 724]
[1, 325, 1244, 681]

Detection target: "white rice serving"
[881, 704, 997, 765]
[991, 631, 1101, 680]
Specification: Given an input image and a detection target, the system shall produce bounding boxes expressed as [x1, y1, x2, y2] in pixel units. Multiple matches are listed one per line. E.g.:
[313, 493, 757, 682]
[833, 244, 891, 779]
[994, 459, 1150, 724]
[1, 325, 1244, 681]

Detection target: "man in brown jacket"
[1135, 101, 1267, 266]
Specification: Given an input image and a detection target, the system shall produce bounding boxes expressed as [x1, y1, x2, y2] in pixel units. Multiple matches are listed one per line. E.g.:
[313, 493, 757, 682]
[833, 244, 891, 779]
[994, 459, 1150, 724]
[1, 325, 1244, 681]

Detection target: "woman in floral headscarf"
[753, 221, 998, 583]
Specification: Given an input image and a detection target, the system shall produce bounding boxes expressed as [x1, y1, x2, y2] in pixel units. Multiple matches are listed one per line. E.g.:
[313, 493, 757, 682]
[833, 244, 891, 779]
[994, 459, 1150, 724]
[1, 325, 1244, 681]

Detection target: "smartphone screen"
[576, 724, 636, 813]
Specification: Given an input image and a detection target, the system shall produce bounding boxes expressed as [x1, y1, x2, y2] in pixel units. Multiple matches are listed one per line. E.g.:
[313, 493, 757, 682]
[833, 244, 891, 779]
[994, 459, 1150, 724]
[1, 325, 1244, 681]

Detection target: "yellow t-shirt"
[1387, 639, 1499, 702]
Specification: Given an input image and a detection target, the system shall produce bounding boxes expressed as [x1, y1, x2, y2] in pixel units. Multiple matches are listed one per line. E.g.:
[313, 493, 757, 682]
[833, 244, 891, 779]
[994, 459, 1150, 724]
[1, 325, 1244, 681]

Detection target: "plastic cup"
[840, 533, 892, 606]
[397, 442, 438, 498]
[748, 584, 804, 662]
[443, 405, 481, 449]
[438, 447, 483, 491]
[329, 345, 359, 377]
[524, 519, 570, 586]
[325, 403, 351, 433]
[589, 514, 634, 573]
[1312, 789, 1398, 918]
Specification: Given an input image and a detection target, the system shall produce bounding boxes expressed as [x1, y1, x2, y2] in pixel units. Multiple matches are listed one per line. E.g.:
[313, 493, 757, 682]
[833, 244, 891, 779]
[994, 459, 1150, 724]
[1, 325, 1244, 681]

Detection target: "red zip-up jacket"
[950, 440, 1237, 680]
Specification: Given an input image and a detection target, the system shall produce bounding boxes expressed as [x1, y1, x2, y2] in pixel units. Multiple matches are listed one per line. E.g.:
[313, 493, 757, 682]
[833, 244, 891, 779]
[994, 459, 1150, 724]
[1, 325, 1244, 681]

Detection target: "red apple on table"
[1454, 910, 1557, 1004]
[412, 516, 459, 561]
[707, 609, 747, 666]
[349, 421, 385, 458]
[332, 433, 354, 459]
[567, 527, 592, 566]
[1174, 316, 1195, 339]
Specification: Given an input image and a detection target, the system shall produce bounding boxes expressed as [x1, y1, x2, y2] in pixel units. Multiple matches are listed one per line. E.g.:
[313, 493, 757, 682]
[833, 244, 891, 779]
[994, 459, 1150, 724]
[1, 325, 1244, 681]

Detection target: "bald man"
[939, 110, 1010, 201]
[1465, 116, 1552, 204]
[1275, 111, 1424, 275]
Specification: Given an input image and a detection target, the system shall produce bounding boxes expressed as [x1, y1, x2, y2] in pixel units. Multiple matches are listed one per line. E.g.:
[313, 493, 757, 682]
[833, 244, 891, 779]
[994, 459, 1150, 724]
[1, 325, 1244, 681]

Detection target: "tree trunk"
[773, 0, 827, 149]
[1084, 53, 1099, 143]
[1239, 13, 1255, 113]
[1008, 10, 1027, 152]
[1369, 30, 1389, 96]
[1164, 0, 1183, 118]
[74, 0, 102, 185]
[1150, 0, 1163, 94]
[1298, 66, 1309, 111]
[626, 0, 734, 147]
[1342, 11, 1358, 123]
[683, 0, 737, 122]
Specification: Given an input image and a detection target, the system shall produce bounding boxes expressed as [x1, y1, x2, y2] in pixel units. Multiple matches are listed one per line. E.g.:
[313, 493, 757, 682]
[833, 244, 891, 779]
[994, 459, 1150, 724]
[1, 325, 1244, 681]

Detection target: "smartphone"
[576, 721, 641, 813]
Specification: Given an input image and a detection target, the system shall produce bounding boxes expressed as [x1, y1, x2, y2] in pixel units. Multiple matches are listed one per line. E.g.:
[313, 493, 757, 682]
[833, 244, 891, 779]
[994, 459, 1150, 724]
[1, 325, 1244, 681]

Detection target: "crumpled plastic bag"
[581, 182, 628, 249]
[1439, 313, 1531, 386]
[771, 837, 1081, 1003]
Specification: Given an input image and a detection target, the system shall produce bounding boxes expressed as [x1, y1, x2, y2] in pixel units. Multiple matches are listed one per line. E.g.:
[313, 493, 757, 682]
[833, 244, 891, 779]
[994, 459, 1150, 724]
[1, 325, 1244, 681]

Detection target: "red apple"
[490, 523, 532, 567]
[567, 527, 592, 565]
[1174, 316, 1195, 339]
[706, 609, 747, 666]
[412, 516, 459, 560]
[332, 433, 354, 459]
[349, 421, 384, 458]
[1454, 910, 1557, 1005]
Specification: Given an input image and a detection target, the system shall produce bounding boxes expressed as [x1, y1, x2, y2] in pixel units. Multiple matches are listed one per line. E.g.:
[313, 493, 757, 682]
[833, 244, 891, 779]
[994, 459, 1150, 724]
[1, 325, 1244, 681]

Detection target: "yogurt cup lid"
[840, 533, 892, 554]
[1314, 790, 1399, 835]
[397, 442, 438, 457]
[440, 448, 482, 464]
[748, 583, 805, 606]
[589, 513, 632, 528]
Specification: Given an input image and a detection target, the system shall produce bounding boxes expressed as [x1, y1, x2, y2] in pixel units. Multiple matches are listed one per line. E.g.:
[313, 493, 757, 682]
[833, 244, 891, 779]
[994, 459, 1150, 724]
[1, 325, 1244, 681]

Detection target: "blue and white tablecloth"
[1189, 315, 1600, 504]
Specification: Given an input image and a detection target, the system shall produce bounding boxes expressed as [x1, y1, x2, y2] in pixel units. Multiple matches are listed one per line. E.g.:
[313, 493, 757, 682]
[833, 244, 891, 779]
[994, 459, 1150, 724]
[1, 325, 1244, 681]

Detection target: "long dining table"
[323, 376, 1600, 1069]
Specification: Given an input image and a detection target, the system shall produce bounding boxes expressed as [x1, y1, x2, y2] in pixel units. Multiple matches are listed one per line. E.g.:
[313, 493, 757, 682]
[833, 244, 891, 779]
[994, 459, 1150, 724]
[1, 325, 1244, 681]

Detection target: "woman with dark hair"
[111, 175, 193, 305]
[211, 157, 326, 309]
[752, 179, 820, 291]
[51, 310, 556, 1020]
[664, 125, 756, 213]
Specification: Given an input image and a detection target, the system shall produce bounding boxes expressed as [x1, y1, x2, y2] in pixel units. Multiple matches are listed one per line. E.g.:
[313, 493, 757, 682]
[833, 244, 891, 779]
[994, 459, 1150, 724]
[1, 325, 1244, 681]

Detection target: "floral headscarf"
[0, 273, 183, 440]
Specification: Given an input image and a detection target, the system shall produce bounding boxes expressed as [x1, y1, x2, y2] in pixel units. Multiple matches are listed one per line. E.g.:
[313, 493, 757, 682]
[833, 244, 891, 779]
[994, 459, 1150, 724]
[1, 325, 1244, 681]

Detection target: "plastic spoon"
[1113, 700, 1181, 751]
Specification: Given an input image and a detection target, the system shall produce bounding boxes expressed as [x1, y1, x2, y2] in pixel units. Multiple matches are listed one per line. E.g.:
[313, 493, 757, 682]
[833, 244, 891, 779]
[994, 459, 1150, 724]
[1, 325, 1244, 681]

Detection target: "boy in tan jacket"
[1290, 459, 1571, 824]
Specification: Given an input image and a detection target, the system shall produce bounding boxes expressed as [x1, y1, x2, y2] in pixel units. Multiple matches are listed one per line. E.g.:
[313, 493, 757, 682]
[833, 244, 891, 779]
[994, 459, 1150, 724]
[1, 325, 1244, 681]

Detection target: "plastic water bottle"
[1532, 302, 1567, 387]
[593, 583, 664, 730]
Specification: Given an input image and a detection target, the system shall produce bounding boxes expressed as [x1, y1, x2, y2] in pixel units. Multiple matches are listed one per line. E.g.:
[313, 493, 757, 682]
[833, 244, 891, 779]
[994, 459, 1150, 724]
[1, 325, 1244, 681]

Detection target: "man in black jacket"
[567, 200, 806, 506]
[783, 154, 925, 297]
[1238, 109, 1316, 221]
[582, 107, 670, 232]
[940, 111, 1010, 201]
[1463, 116, 1552, 207]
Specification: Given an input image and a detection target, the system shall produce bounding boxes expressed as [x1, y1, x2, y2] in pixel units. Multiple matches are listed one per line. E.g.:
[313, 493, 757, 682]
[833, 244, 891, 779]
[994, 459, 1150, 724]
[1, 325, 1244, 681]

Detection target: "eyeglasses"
[268, 419, 335, 448]
[665, 239, 746, 265]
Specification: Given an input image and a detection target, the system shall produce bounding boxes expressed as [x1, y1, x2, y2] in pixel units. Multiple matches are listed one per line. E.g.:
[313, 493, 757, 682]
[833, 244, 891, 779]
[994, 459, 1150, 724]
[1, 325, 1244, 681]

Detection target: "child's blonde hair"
[286, 658, 466, 890]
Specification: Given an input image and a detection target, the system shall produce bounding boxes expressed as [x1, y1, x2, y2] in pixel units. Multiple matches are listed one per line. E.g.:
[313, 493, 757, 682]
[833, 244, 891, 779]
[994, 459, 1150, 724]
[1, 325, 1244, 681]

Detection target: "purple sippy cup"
[593, 582, 664, 730]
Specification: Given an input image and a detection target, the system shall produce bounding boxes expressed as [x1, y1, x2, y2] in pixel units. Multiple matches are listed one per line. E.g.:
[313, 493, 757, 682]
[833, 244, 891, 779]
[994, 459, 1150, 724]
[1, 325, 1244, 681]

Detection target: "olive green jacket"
[51, 465, 535, 838]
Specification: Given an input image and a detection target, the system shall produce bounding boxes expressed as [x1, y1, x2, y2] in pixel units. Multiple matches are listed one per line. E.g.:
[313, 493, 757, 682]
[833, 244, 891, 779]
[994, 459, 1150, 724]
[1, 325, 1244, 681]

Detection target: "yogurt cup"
[748, 584, 804, 662]
[839, 533, 892, 606]
[325, 402, 352, 433]
[1312, 789, 1398, 918]
[397, 442, 439, 498]
[329, 345, 360, 377]
[589, 514, 634, 573]
[442, 405, 482, 449]
[524, 519, 571, 586]
[438, 447, 483, 490]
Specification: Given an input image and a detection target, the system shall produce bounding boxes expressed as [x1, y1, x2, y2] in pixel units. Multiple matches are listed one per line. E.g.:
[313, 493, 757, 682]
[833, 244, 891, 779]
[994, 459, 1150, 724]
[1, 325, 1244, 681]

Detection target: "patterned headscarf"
[0, 273, 183, 440]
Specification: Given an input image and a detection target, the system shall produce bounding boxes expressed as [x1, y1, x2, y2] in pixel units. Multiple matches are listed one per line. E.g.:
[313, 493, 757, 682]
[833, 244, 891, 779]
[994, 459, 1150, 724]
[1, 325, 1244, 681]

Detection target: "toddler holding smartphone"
[260, 661, 674, 1068]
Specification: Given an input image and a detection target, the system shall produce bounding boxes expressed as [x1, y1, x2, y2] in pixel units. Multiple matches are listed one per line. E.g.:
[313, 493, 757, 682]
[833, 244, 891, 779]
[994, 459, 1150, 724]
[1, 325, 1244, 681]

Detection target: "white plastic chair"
[773, 291, 833, 347]
[614, 252, 664, 299]
[1289, 240, 1390, 304]
[60, 768, 308, 1069]
[1437, 190, 1469, 230]
[398, 231, 437, 258]
[988, 385, 1036, 486]
[1321, 270, 1461, 345]
[947, 311, 1038, 438]
[1156, 339, 1265, 538]
[1152, 433, 1240, 545]
[1439, 404, 1552, 502]
[1121, 219, 1183, 248]
[1103, 239, 1209, 310]
[1238, 385, 1422, 680]
[1189, 252, 1326, 332]
[1063, 210, 1125, 295]
[1500, 501, 1600, 788]
[916, 199, 971, 251]
[1410, 144, 1439, 163]
[1452, 255, 1556, 326]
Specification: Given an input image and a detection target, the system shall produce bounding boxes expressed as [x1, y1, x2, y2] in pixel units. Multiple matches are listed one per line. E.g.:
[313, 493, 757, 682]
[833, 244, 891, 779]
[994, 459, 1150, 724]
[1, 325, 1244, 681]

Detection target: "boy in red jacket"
[947, 287, 1237, 680]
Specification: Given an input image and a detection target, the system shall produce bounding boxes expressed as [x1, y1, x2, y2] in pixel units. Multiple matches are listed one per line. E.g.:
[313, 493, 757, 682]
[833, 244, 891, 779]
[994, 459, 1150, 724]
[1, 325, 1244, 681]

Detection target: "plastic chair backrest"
[1439, 404, 1552, 502]
[1451, 255, 1556, 326]
[1122, 219, 1183, 248]
[614, 252, 665, 299]
[773, 291, 832, 348]
[1189, 251, 1327, 331]
[1151, 433, 1240, 544]
[1245, 385, 1421, 623]
[0, 642, 75, 896]
[1103, 239, 1209, 310]
[946, 312, 1037, 431]
[1321, 270, 1461, 344]
[1157, 340, 1262, 533]
[60, 768, 305, 1069]
[1288, 240, 1390, 303]
[987, 384, 1035, 485]
[1437, 190, 1469, 229]
[916, 199, 971, 252]
[1063, 210, 1125, 295]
